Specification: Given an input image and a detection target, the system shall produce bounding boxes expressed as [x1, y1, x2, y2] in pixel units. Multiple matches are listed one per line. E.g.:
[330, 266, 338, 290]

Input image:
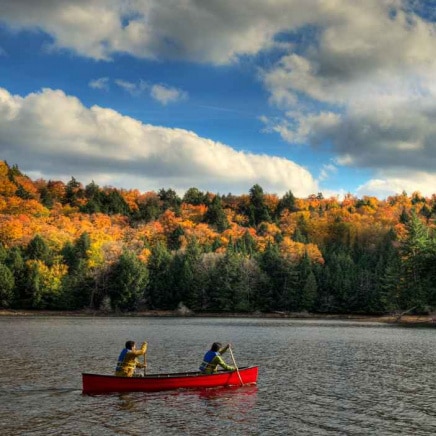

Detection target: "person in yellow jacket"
[199, 342, 235, 374]
[115, 340, 147, 377]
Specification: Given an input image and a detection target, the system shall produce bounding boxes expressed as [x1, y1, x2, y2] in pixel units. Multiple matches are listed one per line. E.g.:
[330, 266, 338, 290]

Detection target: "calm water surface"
[0, 316, 435, 435]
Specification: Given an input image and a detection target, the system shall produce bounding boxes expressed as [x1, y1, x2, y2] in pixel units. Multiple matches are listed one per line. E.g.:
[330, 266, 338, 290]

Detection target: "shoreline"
[0, 309, 435, 326]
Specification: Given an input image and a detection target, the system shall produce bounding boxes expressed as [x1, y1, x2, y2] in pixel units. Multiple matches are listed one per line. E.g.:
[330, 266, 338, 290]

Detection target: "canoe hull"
[82, 366, 258, 394]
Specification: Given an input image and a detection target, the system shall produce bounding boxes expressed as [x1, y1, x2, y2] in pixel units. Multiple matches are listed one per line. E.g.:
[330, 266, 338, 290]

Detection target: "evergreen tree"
[204, 195, 229, 232]
[25, 235, 53, 266]
[277, 190, 297, 215]
[61, 262, 95, 310]
[167, 240, 204, 311]
[167, 225, 185, 251]
[101, 190, 130, 215]
[183, 187, 206, 205]
[0, 244, 7, 263]
[146, 242, 174, 309]
[258, 243, 298, 311]
[297, 254, 318, 311]
[399, 207, 409, 224]
[236, 257, 268, 312]
[194, 252, 221, 311]
[426, 239, 436, 309]
[294, 215, 309, 243]
[180, 238, 203, 309]
[8, 163, 23, 178]
[235, 257, 265, 312]
[209, 250, 244, 312]
[16, 184, 32, 199]
[134, 195, 161, 223]
[39, 186, 54, 208]
[64, 177, 84, 206]
[84, 181, 101, 204]
[398, 212, 432, 311]
[169, 253, 191, 308]
[323, 251, 357, 312]
[379, 253, 402, 313]
[107, 252, 149, 311]
[0, 263, 15, 307]
[420, 204, 432, 224]
[158, 188, 182, 214]
[60, 232, 93, 309]
[61, 232, 91, 274]
[5, 246, 26, 308]
[301, 270, 317, 311]
[235, 230, 256, 256]
[248, 184, 271, 226]
[368, 229, 398, 312]
[23, 261, 43, 309]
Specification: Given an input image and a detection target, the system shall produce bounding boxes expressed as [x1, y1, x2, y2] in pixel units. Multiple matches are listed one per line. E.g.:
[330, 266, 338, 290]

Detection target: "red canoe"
[82, 366, 258, 394]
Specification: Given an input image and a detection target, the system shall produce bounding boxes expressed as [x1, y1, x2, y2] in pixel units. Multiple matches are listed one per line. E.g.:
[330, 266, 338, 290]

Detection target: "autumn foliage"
[0, 160, 435, 314]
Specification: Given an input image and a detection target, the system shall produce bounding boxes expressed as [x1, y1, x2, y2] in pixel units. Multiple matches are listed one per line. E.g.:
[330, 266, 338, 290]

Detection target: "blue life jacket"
[199, 350, 219, 372]
[115, 348, 129, 371]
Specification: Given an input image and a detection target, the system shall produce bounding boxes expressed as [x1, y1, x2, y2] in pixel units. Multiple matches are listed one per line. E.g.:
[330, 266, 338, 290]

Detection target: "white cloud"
[307, 99, 436, 171]
[150, 84, 187, 105]
[93, 78, 187, 104]
[0, 0, 310, 63]
[0, 87, 318, 196]
[114, 79, 144, 95]
[261, 111, 341, 145]
[262, 1, 436, 107]
[258, 1, 436, 196]
[319, 163, 337, 182]
[356, 170, 436, 198]
[89, 77, 109, 90]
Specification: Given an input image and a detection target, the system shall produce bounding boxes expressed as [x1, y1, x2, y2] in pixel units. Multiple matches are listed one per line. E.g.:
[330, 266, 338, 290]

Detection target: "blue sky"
[0, 0, 435, 199]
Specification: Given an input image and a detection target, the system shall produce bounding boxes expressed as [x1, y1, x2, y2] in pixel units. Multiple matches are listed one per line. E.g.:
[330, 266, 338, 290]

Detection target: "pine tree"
[107, 252, 149, 311]
[301, 270, 317, 311]
[277, 190, 297, 215]
[248, 184, 271, 226]
[146, 242, 173, 309]
[26, 235, 53, 266]
[204, 195, 229, 232]
[0, 263, 15, 308]
[398, 212, 432, 311]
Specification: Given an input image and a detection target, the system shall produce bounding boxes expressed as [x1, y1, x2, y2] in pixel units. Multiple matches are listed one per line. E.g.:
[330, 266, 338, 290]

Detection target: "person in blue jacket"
[199, 342, 235, 374]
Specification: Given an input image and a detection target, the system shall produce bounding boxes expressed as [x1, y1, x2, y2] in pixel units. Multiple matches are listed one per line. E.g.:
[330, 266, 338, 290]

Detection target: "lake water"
[0, 316, 435, 435]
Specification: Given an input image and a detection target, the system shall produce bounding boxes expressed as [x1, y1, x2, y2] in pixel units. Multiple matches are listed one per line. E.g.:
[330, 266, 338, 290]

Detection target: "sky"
[0, 0, 436, 199]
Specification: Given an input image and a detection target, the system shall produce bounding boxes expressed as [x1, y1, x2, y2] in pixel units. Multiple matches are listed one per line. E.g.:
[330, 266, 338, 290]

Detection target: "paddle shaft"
[229, 346, 244, 386]
[143, 348, 147, 375]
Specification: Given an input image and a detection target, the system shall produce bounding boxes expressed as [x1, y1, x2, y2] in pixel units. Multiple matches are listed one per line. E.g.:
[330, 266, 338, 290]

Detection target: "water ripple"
[1, 317, 435, 435]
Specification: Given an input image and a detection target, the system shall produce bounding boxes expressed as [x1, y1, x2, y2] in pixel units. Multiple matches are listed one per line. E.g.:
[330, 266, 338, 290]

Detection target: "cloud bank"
[0, 87, 317, 196]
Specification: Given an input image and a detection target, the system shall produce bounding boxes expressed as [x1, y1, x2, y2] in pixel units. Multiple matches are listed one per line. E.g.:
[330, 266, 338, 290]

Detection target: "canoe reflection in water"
[197, 384, 258, 408]
[115, 383, 259, 433]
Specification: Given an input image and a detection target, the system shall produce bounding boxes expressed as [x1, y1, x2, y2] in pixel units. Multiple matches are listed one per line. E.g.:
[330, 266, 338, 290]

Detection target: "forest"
[0, 160, 435, 315]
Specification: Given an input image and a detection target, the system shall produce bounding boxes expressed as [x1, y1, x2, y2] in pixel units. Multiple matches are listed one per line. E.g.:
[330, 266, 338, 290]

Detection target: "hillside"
[0, 160, 435, 315]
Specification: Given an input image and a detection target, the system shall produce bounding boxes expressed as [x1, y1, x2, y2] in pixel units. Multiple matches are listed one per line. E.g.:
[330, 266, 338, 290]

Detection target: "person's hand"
[141, 341, 148, 347]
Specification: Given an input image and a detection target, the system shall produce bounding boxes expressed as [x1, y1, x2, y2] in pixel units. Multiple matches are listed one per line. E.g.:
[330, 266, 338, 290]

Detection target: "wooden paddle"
[229, 345, 244, 386]
[143, 345, 147, 376]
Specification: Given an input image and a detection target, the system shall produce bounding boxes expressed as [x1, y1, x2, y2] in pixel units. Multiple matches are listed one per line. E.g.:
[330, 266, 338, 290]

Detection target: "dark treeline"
[0, 161, 435, 315]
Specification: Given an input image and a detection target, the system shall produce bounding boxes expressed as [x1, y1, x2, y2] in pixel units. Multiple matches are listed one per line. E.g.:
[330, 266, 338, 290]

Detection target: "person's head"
[211, 342, 222, 352]
[125, 340, 135, 350]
